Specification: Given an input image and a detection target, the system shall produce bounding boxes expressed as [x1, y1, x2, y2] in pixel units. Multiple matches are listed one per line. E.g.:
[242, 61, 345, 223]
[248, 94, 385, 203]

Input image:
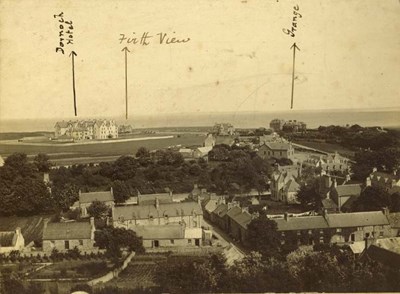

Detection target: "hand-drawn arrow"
[290, 43, 300, 109]
[122, 47, 130, 120]
[69, 51, 78, 116]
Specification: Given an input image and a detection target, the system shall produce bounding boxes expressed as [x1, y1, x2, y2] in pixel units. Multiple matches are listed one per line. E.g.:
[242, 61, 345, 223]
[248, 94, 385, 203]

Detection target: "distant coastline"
[1, 108, 399, 133]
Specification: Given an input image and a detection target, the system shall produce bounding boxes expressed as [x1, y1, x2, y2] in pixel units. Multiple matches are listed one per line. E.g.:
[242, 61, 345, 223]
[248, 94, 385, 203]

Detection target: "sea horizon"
[0, 107, 399, 133]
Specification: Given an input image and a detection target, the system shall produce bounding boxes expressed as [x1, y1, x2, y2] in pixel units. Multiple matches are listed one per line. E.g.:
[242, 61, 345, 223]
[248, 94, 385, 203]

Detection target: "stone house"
[274, 209, 392, 247]
[211, 204, 230, 231]
[112, 199, 203, 229]
[270, 166, 300, 204]
[54, 119, 118, 140]
[367, 168, 400, 194]
[78, 188, 115, 217]
[226, 207, 253, 244]
[134, 224, 203, 248]
[212, 123, 235, 136]
[257, 142, 295, 161]
[0, 228, 25, 254]
[42, 218, 95, 252]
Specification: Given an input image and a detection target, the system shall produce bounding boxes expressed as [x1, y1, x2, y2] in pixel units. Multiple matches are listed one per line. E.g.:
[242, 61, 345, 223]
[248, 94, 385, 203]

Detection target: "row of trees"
[154, 247, 400, 293]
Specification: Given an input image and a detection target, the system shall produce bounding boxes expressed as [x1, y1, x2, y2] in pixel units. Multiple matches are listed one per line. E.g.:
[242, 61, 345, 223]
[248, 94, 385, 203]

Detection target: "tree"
[34, 153, 52, 172]
[112, 155, 138, 180]
[94, 227, 144, 258]
[296, 181, 320, 210]
[135, 147, 150, 159]
[351, 186, 391, 212]
[87, 200, 109, 219]
[246, 212, 281, 258]
[112, 180, 130, 203]
[51, 183, 79, 211]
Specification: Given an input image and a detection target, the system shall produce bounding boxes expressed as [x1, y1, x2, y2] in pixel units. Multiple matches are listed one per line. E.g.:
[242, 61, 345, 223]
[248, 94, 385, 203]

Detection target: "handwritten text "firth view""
[119, 32, 191, 46]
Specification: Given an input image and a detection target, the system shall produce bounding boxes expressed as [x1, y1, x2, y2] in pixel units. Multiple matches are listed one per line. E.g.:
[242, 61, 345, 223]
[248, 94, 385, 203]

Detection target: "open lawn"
[293, 140, 355, 159]
[0, 215, 51, 244]
[0, 134, 204, 160]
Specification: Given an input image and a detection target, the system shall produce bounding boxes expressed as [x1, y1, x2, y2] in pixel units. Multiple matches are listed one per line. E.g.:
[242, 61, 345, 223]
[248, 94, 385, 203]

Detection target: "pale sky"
[0, 0, 399, 120]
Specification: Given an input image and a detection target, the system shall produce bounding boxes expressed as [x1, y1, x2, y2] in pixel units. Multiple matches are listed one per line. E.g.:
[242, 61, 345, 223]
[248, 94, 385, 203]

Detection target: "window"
[64, 241, 70, 250]
[379, 231, 384, 237]
[365, 233, 370, 238]
[188, 239, 192, 244]
[79, 240, 83, 246]
[170, 239, 175, 244]
[351, 234, 355, 242]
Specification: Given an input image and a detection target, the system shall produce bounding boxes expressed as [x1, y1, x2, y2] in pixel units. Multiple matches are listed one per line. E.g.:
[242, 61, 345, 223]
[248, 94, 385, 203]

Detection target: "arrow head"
[290, 43, 300, 51]
[69, 51, 77, 57]
[122, 47, 131, 53]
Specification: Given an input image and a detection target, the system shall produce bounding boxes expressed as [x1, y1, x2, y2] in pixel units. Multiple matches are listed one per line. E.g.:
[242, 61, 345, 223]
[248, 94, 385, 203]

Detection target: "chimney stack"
[284, 212, 289, 221]
[366, 177, 371, 187]
[90, 217, 95, 228]
[155, 197, 160, 209]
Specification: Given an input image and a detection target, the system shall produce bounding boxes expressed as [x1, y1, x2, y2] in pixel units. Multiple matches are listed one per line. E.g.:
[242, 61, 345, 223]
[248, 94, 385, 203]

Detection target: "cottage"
[274, 209, 392, 246]
[226, 207, 253, 244]
[133, 224, 202, 248]
[257, 142, 295, 160]
[193, 146, 213, 160]
[42, 218, 95, 252]
[112, 199, 203, 229]
[78, 188, 115, 217]
[0, 228, 25, 254]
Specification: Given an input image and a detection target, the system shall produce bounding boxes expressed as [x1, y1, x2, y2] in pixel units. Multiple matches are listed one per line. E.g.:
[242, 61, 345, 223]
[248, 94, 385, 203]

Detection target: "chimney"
[322, 208, 328, 219]
[194, 183, 198, 189]
[394, 169, 397, 176]
[284, 212, 289, 221]
[345, 174, 351, 182]
[110, 186, 113, 196]
[15, 227, 22, 236]
[43, 218, 50, 230]
[78, 189, 82, 197]
[382, 207, 389, 217]
[155, 197, 160, 209]
[366, 177, 371, 187]
[372, 167, 377, 173]
[90, 217, 95, 228]
[43, 173, 50, 184]
[333, 178, 337, 188]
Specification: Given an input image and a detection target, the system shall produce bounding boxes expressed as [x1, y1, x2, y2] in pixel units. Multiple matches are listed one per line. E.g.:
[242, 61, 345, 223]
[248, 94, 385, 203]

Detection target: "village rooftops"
[43, 222, 93, 240]
[263, 142, 292, 151]
[334, 184, 362, 197]
[273, 210, 390, 231]
[326, 211, 389, 228]
[113, 201, 203, 221]
[275, 215, 329, 231]
[226, 207, 253, 229]
[79, 189, 114, 204]
[212, 204, 229, 218]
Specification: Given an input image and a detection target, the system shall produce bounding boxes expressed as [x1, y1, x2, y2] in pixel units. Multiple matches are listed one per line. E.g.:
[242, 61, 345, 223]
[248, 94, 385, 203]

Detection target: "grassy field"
[293, 139, 355, 159]
[0, 215, 51, 244]
[0, 134, 204, 159]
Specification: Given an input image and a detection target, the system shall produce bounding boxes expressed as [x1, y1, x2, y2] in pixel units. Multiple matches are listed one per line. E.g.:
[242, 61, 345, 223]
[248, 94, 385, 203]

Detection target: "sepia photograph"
[0, 0, 399, 293]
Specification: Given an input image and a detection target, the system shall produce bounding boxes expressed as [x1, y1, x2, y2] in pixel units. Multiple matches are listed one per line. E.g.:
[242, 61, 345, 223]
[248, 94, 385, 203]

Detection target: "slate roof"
[212, 204, 229, 218]
[203, 199, 219, 213]
[367, 237, 400, 268]
[335, 184, 362, 197]
[226, 207, 252, 229]
[195, 146, 213, 155]
[79, 190, 114, 204]
[133, 224, 184, 240]
[322, 198, 338, 211]
[55, 121, 70, 128]
[264, 142, 292, 151]
[43, 222, 92, 240]
[0, 232, 15, 246]
[113, 201, 203, 221]
[326, 211, 389, 228]
[274, 216, 329, 231]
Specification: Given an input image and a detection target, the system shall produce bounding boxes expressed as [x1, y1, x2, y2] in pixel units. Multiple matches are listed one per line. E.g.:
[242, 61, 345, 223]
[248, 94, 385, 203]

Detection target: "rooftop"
[113, 201, 203, 221]
[133, 224, 184, 240]
[43, 222, 93, 240]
